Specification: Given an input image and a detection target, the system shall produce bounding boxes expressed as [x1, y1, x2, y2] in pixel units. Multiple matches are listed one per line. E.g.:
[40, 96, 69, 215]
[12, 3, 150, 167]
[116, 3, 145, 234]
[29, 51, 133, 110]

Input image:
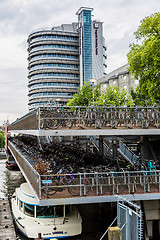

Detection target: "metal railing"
[118, 141, 140, 167]
[8, 141, 40, 196]
[8, 106, 160, 131]
[7, 140, 160, 200]
[40, 170, 160, 199]
[117, 197, 143, 240]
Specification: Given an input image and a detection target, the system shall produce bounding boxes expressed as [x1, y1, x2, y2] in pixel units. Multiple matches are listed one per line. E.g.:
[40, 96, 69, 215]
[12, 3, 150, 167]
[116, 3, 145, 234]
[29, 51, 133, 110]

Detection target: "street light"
[90, 79, 96, 106]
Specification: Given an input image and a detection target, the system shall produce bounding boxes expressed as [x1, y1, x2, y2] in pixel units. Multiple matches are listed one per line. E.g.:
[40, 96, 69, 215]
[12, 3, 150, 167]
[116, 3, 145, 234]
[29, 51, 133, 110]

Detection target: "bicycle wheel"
[68, 178, 80, 196]
[42, 185, 57, 196]
[46, 189, 57, 195]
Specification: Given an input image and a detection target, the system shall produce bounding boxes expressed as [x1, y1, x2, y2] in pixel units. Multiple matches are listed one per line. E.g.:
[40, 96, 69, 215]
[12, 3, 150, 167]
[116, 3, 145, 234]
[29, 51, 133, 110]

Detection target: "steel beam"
[38, 193, 160, 206]
[9, 129, 160, 137]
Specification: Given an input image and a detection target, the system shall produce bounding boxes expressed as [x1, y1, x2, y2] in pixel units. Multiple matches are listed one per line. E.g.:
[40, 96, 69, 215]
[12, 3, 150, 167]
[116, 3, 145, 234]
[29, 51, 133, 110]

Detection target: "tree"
[127, 12, 160, 104]
[0, 131, 5, 149]
[130, 87, 153, 106]
[67, 82, 101, 106]
[98, 86, 133, 106]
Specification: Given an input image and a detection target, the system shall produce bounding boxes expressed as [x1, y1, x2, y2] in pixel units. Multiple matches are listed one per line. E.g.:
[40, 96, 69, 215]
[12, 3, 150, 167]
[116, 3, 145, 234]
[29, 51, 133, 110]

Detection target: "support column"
[112, 140, 117, 160]
[147, 221, 153, 239]
[99, 136, 103, 156]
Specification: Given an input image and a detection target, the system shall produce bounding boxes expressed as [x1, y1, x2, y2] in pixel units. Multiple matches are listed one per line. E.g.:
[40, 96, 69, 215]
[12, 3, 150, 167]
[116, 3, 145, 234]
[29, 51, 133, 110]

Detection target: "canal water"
[0, 158, 116, 240]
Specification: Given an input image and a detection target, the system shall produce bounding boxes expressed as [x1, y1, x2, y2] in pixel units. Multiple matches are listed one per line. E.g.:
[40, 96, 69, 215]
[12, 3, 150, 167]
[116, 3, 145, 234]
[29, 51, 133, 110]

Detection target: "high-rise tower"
[27, 8, 107, 110]
[27, 23, 79, 111]
[76, 7, 107, 87]
[76, 7, 93, 87]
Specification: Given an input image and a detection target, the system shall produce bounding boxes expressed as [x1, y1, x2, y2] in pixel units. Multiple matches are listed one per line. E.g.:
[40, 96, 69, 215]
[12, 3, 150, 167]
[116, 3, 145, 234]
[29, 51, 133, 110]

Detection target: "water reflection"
[0, 159, 25, 199]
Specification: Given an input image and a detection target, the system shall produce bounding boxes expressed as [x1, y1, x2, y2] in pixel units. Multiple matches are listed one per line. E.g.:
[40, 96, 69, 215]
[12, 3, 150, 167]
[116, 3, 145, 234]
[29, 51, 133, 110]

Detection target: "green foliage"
[98, 86, 133, 106]
[0, 131, 5, 148]
[127, 12, 160, 104]
[67, 82, 101, 106]
[67, 83, 133, 107]
[130, 87, 153, 106]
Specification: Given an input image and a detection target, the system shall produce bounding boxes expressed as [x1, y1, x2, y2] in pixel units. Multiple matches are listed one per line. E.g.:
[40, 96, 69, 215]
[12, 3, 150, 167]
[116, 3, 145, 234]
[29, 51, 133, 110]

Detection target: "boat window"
[37, 206, 63, 218]
[24, 203, 34, 217]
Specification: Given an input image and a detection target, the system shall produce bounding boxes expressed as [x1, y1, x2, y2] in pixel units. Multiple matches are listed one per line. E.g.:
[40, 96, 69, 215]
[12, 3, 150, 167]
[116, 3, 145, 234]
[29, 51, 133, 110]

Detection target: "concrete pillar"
[147, 221, 153, 238]
[112, 140, 117, 159]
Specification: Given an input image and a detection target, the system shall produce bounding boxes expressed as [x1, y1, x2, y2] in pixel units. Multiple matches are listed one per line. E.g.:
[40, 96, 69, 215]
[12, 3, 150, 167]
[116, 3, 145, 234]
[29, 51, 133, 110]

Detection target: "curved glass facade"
[28, 23, 79, 110]
[27, 9, 107, 110]
[30, 54, 78, 61]
[30, 63, 78, 71]
[30, 82, 79, 88]
[29, 34, 78, 43]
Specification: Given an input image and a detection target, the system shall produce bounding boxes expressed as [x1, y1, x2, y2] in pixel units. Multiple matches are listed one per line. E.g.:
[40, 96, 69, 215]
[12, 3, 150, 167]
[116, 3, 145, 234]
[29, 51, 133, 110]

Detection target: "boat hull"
[11, 183, 82, 239]
[12, 204, 82, 239]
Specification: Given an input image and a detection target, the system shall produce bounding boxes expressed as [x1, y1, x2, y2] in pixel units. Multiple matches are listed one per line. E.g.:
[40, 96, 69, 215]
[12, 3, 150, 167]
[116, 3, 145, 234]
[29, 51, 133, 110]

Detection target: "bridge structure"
[7, 106, 160, 206]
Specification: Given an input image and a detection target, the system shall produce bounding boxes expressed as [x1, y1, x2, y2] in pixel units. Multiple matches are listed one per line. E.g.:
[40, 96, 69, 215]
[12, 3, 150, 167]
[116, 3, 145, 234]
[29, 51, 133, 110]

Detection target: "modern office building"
[27, 23, 79, 110]
[76, 7, 107, 87]
[98, 64, 139, 94]
[27, 7, 106, 110]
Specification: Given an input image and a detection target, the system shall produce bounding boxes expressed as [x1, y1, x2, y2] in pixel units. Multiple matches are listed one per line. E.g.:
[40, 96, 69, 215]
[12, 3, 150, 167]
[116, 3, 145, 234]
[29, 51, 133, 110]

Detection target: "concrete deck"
[9, 128, 160, 137]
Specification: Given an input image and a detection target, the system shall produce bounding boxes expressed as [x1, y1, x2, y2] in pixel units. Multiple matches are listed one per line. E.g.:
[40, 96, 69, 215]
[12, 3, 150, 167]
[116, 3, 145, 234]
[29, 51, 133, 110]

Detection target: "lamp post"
[90, 79, 96, 106]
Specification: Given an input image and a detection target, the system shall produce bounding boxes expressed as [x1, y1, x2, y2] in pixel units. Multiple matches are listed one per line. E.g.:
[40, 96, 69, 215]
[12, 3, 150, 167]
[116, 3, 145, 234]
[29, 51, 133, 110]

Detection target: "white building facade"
[98, 64, 139, 94]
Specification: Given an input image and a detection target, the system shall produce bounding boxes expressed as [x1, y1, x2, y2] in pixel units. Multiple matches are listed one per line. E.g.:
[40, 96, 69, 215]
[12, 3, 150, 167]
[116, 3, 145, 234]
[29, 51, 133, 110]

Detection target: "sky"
[0, 0, 159, 125]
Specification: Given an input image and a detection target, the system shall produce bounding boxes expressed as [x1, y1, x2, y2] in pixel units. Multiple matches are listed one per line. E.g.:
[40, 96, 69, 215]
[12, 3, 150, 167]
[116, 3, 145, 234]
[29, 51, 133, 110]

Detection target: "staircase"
[138, 210, 144, 240]
[118, 141, 140, 167]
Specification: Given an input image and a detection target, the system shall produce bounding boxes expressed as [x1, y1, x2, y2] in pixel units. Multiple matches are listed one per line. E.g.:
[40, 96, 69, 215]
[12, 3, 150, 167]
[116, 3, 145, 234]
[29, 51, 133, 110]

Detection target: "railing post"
[159, 172, 160, 192]
[39, 174, 41, 199]
[79, 173, 82, 196]
[96, 173, 99, 195]
[78, 107, 81, 128]
[128, 173, 130, 194]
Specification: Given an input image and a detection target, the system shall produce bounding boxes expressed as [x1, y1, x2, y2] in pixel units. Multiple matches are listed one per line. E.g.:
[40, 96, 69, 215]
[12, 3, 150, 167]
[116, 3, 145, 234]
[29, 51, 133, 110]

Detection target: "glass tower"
[76, 7, 93, 87]
[27, 8, 106, 110]
[27, 23, 79, 111]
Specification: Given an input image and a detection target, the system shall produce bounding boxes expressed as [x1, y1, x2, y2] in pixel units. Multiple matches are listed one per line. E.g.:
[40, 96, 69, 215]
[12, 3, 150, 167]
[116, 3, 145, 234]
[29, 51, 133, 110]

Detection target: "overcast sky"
[0, 0, 159, 125]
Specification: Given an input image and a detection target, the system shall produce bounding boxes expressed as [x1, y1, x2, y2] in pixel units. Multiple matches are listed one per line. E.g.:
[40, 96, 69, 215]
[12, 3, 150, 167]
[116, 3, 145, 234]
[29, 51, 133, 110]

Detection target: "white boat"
[11, 182, 82, 239]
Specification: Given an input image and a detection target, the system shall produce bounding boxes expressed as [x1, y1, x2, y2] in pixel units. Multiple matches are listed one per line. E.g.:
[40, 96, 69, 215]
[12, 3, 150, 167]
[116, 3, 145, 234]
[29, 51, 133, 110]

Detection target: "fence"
[7, 140, 160, 200]
[8, 141, 40, 196]
[117, 197, 143, 240]
[40, 170, 160, 199]
[8, 106, 160, 131]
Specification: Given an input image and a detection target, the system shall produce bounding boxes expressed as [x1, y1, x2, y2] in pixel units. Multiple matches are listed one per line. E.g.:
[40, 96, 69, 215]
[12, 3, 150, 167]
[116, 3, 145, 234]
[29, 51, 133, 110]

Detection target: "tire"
[45, 186, 57, 195]
[68, 177, 91, 196]
[68, 178, 80, 196]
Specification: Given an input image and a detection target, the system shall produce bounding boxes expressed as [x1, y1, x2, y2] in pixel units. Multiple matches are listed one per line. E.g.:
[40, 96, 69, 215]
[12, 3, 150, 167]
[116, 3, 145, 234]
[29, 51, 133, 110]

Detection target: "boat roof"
[15, 182, 39, 205]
